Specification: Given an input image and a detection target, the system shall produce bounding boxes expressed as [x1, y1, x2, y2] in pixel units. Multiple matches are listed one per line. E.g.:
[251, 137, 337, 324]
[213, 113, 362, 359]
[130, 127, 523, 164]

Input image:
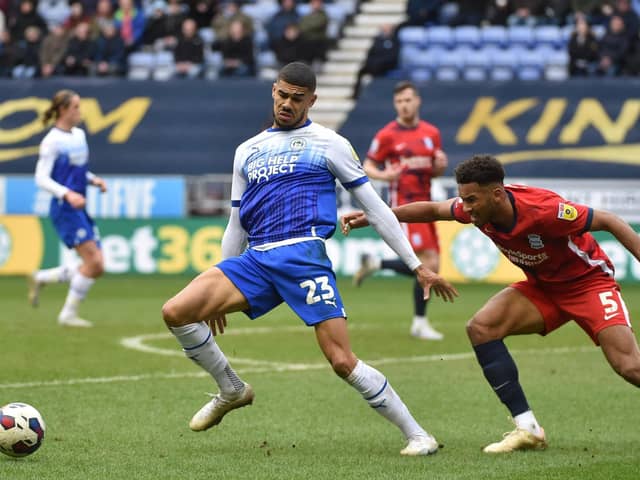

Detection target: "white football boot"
[400, 434, 439, 456]
[189, 383, 254, 431]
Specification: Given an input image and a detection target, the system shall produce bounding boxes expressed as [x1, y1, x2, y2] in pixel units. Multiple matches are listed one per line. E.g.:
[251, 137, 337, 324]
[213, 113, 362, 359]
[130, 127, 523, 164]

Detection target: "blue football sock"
[473, 339, 530, 417]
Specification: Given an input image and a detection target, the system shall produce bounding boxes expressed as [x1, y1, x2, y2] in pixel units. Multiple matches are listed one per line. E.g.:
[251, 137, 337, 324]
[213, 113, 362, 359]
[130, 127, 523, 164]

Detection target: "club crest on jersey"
[423, 137, 433, 149]
[557, 203, 578, 221]
[290, 138, 306, 150]
[527, 234, 544, 249]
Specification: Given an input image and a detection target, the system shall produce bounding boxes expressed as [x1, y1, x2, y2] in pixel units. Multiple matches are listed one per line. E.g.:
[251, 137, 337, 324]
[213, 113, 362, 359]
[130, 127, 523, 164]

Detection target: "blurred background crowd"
[0, 0, 639, 81]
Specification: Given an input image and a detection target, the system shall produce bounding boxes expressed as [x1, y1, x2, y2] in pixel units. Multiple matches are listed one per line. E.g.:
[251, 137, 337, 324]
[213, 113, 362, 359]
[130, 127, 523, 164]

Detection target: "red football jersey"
[367, 120, 442, 206]
[451, 184, 615, 284]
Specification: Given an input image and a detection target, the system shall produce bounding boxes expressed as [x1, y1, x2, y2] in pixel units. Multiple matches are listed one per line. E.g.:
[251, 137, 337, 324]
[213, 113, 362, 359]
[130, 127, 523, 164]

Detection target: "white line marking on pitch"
[0, 345, 596, 390]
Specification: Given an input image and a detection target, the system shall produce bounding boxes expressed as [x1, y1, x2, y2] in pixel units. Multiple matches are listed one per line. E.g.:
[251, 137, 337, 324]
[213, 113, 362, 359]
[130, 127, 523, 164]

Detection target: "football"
[0, 403, 46, 458]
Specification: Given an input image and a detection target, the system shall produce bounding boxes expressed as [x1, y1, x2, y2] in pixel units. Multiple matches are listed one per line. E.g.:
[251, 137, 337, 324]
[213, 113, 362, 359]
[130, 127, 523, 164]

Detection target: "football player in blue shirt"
[162, 62, 458, 456]
[29, 89, 107, 328]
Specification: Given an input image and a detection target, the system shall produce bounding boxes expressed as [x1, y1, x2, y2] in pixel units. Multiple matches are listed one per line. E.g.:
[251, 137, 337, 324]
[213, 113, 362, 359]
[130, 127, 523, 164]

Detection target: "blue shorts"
[51, 205, 101, 249]
[218, 240, 347, 326]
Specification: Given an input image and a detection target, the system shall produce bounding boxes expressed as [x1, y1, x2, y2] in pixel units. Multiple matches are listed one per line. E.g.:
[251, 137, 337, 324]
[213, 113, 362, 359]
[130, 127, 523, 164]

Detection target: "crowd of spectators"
[0, 0, 332, 79]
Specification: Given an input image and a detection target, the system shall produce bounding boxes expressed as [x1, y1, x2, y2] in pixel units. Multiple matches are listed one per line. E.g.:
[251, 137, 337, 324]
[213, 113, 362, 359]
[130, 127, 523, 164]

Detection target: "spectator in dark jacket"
[266, 0, 299, 48]
[216, 18, 255, 76]
[174, 17, 204, 78]
[9, 0, 47, 41]
[142, 1, 169, 50]
[569, 14, 599, 75]
[189, 0, 217, 29]
[353, 23, 399, 98]
[94, 22, 125, 75]
[597, 14, 630, 75]
[0, 30, 18, 76]
[449, 0, 489, 26]
[272, 22, 308, 66]
[404, 0, 444, 27]
[63, 21, 95, 75]
[614, 0, 639, 41]
[12, 24, 41, 77]
[159, 0, 187, 50]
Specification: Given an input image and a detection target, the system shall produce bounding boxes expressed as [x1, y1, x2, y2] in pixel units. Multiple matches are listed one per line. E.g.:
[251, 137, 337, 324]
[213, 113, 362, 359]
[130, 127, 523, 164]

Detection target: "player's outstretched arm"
[591, 209, 640, 262]
[391, 199, 456, 223]
[340, 199, 456, 236]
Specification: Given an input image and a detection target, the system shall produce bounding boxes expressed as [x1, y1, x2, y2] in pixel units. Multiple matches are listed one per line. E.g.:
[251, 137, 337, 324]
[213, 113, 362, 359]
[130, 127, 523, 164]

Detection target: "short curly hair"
[454, 154, 505, 185]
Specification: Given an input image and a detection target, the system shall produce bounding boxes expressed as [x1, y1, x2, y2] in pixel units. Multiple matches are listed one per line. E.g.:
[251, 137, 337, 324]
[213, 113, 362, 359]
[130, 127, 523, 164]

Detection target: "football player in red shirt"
[342, 154, 640, 453]
[354, 81, 448, 340]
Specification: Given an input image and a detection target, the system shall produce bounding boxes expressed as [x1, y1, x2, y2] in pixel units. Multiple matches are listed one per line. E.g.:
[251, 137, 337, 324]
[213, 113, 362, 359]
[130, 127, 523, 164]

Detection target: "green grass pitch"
[1, 275, 639, 480]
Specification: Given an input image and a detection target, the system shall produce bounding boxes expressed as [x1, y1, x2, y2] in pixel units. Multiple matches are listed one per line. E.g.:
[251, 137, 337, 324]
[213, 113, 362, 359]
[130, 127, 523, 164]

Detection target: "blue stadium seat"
[533, 25, 563, 49]
[409, 68, 432, 82]
[198, 27, 216, 48]
[544, 49, 569, 81]
[153, 51, 175, 81]
[257, 50, 278, 69]
[127, 52, 154, 80]
[591, 24, 606, 39]
[490, 48, 518, 80]
[204, 50, 223, 79]
[480, 25, 507, 49]
[399, 27, 427, 47]
[426, 26, 453, 49]
[325, 3, 347, 23]
[507, 25, 534, 49]
[242, 2, 279, 25]
[399, 44, 423, 68]
[434, 47, 467, 80]
[454, 26, 481, 49]
[403, 47, 446, 77]
[296, 3, 312, 16]
[517, 49, 545, 80]
[254, 28, 270, 51]
[463, 48, 491, 81]
[561, 24, 574, 44]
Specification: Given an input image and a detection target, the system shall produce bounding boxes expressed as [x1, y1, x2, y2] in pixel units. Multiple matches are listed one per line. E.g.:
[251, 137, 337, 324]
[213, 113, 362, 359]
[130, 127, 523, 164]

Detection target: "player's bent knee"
[328, 353, 356, 378]
[162, 299, 184, 327]
[466, 317, 501, 344]
[616, 360, 640, 386]
[91, 261, 105, 278]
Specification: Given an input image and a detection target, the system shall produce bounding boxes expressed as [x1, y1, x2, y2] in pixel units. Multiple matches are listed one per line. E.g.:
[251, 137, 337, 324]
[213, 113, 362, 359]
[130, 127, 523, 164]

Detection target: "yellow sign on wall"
[437, 221, 525, 283]
[0, 216, 44, 274]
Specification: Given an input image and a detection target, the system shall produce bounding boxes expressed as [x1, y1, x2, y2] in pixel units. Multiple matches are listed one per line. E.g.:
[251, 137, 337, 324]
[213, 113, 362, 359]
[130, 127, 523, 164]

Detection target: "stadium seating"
[453, 26, 481, 49]
[426, 26, 454, 49]
[398, 27, 427, 48]
[397, 23, 573, 82]
[479, 25, 507, 49]
[152, 51, 175, 81]
[127, 52, 155, 80]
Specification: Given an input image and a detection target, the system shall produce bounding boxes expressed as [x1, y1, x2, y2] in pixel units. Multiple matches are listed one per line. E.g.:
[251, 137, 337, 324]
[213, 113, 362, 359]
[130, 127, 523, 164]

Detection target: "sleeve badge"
[557, 203, 578, 221]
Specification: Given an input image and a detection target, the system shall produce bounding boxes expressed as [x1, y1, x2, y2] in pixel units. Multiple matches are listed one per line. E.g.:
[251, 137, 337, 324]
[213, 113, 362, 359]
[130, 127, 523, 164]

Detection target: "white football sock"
[36, 265, 75, 284]
[514, 410, 543, 437]
[345, 359, 428, 439]
[170, 322, 244, 397]
[412, 316, 427, 328]
[59, 271, 94, 319]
